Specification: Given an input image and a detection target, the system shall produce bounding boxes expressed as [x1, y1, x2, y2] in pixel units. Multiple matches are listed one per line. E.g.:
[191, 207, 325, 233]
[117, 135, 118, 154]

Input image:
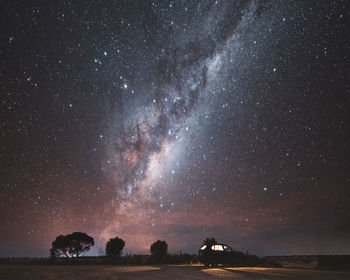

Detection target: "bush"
[105, 237, 125, 257]
[150, 240, 168, 261]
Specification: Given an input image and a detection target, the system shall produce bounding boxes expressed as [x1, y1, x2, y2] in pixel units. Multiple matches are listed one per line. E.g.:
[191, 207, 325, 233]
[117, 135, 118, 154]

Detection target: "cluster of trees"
[50, 232, 168, 260]
[47, 233, 275, 266]
[50, 233, 256, 265]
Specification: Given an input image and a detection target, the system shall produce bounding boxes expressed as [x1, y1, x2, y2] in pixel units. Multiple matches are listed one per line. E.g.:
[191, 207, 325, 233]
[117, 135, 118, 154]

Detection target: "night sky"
[1, 0, 349, 257]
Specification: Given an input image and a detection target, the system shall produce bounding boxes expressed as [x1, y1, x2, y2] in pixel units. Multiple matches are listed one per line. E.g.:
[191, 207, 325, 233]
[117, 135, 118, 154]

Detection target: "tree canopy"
[202, 237, 218, 247]
[105, 237, 125, 257]
[150, 240, 168, 259]
[51, 232, 94, 258]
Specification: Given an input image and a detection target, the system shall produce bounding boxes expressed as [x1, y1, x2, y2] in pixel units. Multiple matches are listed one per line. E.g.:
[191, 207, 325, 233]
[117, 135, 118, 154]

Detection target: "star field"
[0, 0, 349, 257]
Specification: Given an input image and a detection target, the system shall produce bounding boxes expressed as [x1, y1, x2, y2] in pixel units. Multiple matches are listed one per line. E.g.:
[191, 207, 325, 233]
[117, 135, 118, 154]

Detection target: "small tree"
[105, 237, 125, 257]
[202, 237, 217, 248]
[51, 232, 94, 258]
[150, 240, 168, 260]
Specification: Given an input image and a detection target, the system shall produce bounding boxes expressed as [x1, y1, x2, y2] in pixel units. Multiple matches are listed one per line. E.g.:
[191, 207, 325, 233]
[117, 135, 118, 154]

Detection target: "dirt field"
[1, 265, 350, 280]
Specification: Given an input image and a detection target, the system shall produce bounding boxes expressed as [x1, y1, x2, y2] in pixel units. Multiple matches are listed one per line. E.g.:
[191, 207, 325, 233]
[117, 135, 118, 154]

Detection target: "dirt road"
[1, 265, 349, 279]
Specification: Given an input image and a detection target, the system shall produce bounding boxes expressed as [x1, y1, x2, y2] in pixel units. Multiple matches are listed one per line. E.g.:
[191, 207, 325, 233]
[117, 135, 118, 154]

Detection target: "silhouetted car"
[199, 244, 245, 266]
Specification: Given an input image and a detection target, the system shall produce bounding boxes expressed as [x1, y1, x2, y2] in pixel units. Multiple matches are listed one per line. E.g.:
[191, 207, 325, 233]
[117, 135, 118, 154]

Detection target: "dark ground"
[1, 265, 350, 280]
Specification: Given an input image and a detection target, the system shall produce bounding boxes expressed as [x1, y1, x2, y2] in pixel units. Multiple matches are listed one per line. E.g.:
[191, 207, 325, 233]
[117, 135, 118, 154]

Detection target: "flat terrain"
[1, 265, 350, 280]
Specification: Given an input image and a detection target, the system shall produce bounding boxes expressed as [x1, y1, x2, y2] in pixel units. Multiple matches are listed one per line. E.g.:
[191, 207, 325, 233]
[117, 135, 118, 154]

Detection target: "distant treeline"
[0, 253, 278, 266]
[2, 255, 349, 269]
[0, 254, 197, 265]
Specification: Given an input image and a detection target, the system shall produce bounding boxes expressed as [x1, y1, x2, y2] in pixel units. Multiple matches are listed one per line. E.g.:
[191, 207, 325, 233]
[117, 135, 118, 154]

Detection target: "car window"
[223, 245, 233, 251]
[211, 245, 224, 251]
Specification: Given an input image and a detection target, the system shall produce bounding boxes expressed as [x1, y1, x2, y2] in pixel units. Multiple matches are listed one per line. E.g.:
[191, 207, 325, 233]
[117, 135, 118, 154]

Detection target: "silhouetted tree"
[105, 237, 125, 257]
[150, 240, 168, 259]
[51, 234, 71, 258]
[202, 237, 217, 248]
[51, 232, 94, 258]
[69, 232, 94, 257]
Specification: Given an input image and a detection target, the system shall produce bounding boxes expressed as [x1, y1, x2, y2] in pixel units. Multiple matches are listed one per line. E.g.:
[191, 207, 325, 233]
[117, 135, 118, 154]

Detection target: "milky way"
[1, 0, 349, 256]
[102, 0, 271, 251]
[107, 5, 252, 195]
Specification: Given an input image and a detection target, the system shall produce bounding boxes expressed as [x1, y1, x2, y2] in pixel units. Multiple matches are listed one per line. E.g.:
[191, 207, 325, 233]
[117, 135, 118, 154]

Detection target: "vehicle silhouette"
[198, 244, 245, 266]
